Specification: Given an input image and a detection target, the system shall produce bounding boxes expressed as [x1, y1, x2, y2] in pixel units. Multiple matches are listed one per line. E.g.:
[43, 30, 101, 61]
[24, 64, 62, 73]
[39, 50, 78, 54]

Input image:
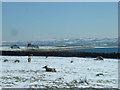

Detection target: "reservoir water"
[69, 47, 119, 53]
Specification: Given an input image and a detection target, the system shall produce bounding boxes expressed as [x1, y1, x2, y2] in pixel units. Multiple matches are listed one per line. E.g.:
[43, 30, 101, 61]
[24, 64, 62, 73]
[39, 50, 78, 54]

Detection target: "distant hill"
[2, 37, 118, 47]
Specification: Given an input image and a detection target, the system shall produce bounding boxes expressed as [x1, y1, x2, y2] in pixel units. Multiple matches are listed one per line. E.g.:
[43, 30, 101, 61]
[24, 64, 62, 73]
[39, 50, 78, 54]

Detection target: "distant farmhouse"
[27, 43, 39, 49]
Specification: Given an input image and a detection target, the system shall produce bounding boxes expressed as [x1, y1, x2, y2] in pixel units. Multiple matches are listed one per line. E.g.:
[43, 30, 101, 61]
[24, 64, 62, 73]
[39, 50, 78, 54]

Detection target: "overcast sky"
[2, 2, 118, 41]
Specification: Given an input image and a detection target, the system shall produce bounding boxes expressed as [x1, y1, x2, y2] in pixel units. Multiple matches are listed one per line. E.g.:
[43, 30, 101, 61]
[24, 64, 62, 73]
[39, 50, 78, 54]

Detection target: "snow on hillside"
[0, 46, 79, 51]
[1, 56, 118, 88]
[2, 37, 118, 47]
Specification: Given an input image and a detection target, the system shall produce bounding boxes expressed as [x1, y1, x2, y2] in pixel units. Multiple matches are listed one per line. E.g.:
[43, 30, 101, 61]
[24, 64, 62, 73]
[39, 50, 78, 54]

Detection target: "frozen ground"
[0, 56, 118, 88]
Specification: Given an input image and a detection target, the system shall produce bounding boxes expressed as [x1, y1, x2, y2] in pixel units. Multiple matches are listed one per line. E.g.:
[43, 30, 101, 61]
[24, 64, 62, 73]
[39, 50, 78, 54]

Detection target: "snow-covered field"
[0, 56, 118, 88]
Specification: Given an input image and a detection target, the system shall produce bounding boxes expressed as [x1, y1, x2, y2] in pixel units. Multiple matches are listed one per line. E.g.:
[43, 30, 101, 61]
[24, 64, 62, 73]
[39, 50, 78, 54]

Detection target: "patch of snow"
[1, 56, 118, 88]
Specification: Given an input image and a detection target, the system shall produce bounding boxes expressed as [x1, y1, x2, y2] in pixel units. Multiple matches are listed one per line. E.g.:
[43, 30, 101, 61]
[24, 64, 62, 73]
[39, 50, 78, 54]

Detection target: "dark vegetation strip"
[1, 50, 120, 58]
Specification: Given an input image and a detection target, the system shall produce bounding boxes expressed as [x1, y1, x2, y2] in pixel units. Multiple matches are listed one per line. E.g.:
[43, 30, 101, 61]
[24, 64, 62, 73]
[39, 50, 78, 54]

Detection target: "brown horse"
[43, 66, 56, 72]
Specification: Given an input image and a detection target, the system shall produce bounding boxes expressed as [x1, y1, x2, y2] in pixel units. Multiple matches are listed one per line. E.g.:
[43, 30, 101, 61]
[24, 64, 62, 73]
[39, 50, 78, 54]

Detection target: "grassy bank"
[1, 50, 120, 59]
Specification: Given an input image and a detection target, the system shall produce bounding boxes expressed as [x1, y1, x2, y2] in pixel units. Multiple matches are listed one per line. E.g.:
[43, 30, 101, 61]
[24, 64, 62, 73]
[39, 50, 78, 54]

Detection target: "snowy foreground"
[0, 56, 118, 88]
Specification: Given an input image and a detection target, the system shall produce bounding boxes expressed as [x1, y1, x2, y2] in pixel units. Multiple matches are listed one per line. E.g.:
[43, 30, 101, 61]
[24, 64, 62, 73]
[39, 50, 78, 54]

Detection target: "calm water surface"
[69, 47, 119, 53]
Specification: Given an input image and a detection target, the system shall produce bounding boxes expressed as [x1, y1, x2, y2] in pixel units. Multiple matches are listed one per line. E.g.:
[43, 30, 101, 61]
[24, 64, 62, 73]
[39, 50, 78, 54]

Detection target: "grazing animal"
[70, 60, 73, 63]
[4, 59, 8, 62]
[28, 54, 33, 62]
[95, 56, 104, 60]
[96, 73, 104, 76]
[14, 60, 20, 63]
[28, 57, 31, 62]
[43, 66, 56, 72]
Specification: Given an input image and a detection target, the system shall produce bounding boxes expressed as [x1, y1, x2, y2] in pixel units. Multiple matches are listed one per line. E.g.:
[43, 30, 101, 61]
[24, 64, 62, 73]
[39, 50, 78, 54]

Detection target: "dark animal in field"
[28, 57, 31, 62]
[43, 66, 56, 72]
[4, 59, 8, 62]
[70, 61, 73, 63]
[14, 60, 20, 63]
[96, 73, 104, 76]
[28, 54, 33, 62]
[95, 56, 104, 60]
[11, 45, 20, 49]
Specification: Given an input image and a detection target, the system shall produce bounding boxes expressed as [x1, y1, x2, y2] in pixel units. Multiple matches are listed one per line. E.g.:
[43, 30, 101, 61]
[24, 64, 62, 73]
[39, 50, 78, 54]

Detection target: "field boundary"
[1, 50, 120, 59]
